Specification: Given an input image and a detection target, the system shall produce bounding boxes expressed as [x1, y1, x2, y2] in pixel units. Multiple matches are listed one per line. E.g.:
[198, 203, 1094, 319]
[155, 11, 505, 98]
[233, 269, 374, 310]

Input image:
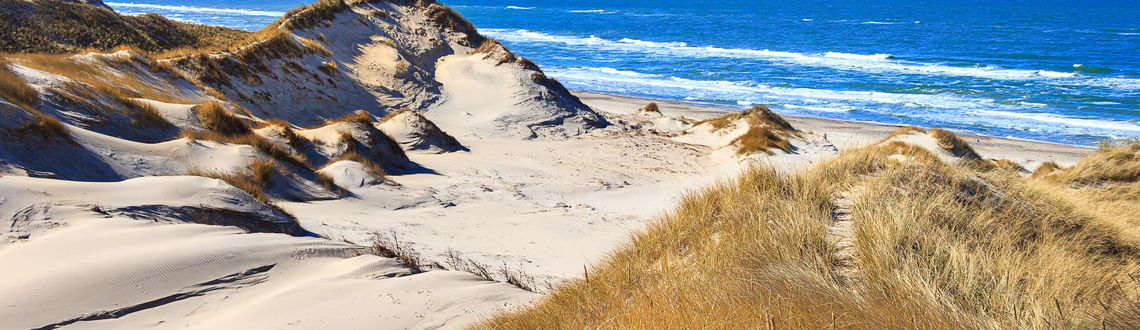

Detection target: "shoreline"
[573, 90, 1094, 166]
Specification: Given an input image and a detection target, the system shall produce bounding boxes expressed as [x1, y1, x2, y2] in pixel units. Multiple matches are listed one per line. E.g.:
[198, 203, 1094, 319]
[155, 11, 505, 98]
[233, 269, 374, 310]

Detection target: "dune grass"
[0, 0, 250, 54]
[483, 136, 1140, 329]
[187, 159, 278, 203]
[730, 126, 792, 155]
[0, 59, 39, 109]
[193, 101, 250, 136]
[323, 151, 387, 180]
[184, 103, 311, 171]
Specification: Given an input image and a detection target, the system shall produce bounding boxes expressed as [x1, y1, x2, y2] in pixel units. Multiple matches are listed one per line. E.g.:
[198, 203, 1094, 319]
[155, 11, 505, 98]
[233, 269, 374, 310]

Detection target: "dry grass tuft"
[1032, 161, 1065, 179]
[636, 102, 661, 115]
[379, 108, 411, 123]
[25, 112, 70, 139]
[193, 101, 250, 136]
[324, 151, 387, 180]
[367, 231, 426, 273]
[696, 104, 795, 132]
[325, 110, 373, 126]
[1055, 140, 1140, 185]
[883, 125, 928, 140]
[182, 129, 311, 171]
[930, 128, 982, 160]
[0, 59, 39, 108]
[187, 159, 279, 203]
[483, 138, 1140, 329]
[318, 61, 338, 75]
[731, 126, 792, 155]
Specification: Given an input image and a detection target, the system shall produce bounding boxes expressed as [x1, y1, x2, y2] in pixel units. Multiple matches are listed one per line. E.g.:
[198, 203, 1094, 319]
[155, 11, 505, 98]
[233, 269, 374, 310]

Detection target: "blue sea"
[107, 0, 1140, 146]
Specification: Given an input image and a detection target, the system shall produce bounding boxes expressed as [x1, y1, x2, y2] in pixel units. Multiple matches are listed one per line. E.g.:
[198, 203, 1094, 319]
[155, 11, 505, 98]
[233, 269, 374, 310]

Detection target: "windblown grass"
[323, 151, 386, 180]
[730, 126, 791, 155]
[0, 0, 250, 54]
[484, 137, 1140, 329]
[193, 101, 250, 136]
[187, 159, 279, 203]
[0, 59, 38, 108]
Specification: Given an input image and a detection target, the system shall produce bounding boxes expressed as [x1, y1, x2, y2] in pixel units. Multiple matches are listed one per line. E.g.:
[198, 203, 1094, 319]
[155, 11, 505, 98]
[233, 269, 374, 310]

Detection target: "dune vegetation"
[0, 0, 250, 54]
[483, 128, 1140, 329]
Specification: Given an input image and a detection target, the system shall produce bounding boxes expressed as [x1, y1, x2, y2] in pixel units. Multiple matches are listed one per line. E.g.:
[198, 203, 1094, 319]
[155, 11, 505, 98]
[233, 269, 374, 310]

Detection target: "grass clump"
[187, 159, 279, 203]
[730, 126, 792, 155]
[483, 137, 1140, 329]
[193, 101, 250, 136]
[324, 151, 387, 180]
[0, 0, 250, 54]
[0, 59, 38, 108]
[930, 128, 982, 160]
[1055, 140, 1140, 185]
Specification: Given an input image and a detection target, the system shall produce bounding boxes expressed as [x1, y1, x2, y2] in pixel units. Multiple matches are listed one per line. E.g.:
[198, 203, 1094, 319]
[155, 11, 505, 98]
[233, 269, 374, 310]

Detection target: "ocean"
[106, 0, 1140, 146]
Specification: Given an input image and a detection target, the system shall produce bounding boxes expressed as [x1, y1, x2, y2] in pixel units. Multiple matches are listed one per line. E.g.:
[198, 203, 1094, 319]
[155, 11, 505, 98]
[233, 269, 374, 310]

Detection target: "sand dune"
[0, 0, 1102, 328]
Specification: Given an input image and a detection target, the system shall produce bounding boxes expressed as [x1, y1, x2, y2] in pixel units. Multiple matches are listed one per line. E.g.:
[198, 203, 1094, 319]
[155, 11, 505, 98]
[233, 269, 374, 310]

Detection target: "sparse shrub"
[640, 102, 660, 114]
[367, 231, 426, 272]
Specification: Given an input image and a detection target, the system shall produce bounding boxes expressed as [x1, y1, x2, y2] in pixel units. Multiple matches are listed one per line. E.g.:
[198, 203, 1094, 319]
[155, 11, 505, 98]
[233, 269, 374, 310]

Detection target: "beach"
[575, 91, 1094, 166]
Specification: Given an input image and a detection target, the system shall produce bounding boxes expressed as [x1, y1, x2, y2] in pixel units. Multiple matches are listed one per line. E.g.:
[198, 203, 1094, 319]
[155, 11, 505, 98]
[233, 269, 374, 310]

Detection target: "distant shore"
[574, 90, 1094, 166]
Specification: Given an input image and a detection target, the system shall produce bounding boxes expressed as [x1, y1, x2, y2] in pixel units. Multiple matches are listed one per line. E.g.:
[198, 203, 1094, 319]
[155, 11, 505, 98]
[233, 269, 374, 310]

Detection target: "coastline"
[573, 90, 1094, 166]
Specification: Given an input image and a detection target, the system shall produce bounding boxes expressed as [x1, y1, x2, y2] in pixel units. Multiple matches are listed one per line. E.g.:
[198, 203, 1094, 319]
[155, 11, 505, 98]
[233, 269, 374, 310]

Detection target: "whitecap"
[569, 9, 614, 13]
[505, 6, 534, 10]
[977, 110, 1140, 132]
[481, 29, 1140, 90]
[105, 2, 284, 17]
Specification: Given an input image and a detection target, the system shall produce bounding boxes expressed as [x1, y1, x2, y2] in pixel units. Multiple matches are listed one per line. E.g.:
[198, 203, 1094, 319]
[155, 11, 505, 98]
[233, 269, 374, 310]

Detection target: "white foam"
[482, 29, 1140, 89]
[505, 6, 534, 10]
[569, 9, 615, 13]
[105, 2, 284, 17]
[823, 52, 893, 61]
[548, 66, 1001, 111]
[977, 110, 1140, 132]
[861, 21, 905, 25]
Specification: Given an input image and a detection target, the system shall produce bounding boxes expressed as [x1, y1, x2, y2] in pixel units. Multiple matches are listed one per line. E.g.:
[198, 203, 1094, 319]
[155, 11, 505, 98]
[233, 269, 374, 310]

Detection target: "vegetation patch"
[0, 59, 39, 109]
[0, 0, 250, 54]
[484, 138, 1140, 329]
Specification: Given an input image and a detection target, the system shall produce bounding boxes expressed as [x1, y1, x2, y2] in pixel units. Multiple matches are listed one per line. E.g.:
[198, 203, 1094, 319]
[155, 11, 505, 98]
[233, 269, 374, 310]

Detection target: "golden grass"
[379, 108, 411, 123]
[696, 104, 795, 132]
[0, 59, 39, 108]
[637, 102, 661, 115]
[0, 0, 250, 54]
[1032, 161, 1064, 179]
[318, 61, 338, 75]
[181, 129, 311, 171]
[1055, 140, 1140, 185]
[483, 138, 1140, 329]
[323, 151, 387, 180]
[930, 128, 982, 160]
[324, 110, 373, 127]
[187, 159, 278, 203]
[193, 101, 250, 136]
[730, 126, 791, 155]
